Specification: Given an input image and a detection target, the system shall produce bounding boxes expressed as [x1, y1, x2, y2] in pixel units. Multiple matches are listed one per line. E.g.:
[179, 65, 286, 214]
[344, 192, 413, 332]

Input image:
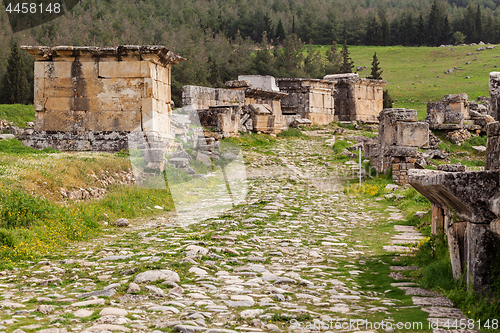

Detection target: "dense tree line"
[2, 0, 500, 104]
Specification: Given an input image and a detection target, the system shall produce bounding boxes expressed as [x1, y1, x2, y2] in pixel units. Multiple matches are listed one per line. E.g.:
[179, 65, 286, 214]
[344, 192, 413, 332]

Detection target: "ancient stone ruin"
[19, 45, 185, 170]
[276, 78, 335, 125]
[490, 71, 500, 120]
[426, 93, 494, 133]
[182, 75, 287, 137]
[323, 73, 387, 123]
[184, 74, 387, 138]
[409, 121, 500, 295]
[364, 108, 429, 184]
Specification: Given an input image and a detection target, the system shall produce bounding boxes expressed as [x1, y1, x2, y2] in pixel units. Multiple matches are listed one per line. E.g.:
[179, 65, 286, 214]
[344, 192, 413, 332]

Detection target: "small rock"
[385, 184, 399, 191]
[415, 211, 428, 218]
[265, 324, 282, 332]
[472, 145, 486, 153]
[36, 304, 54, 314]
[113, 218, 129, 227]
[189, 267, 208, 275]
[240, 309, 264, 319]
[145, 285, 166, 296]
[78, 288, 115, 298]
[99, 308, 128, 317]
[252, 319, 264, 328]
[127, 282, 140, 293]
[174, 325, 206, 333]
[74, 309, 94, 318]
[134, 270, 180, 283]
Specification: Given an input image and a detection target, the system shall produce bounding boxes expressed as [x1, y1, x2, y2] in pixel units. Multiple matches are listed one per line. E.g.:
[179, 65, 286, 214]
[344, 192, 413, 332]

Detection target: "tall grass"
[0, 185, 174, 267]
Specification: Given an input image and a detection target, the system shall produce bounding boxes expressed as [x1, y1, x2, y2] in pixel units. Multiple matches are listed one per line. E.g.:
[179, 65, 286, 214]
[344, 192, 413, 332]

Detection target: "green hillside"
[332, 44, 499, 118]
[0, 104, 35, 128]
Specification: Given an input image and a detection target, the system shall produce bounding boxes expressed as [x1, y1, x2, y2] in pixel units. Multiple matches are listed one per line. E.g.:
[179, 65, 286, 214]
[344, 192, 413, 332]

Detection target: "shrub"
[331, 140, 351, 154]
[277, 128, 308, 138]
[0, 229, 15, 247]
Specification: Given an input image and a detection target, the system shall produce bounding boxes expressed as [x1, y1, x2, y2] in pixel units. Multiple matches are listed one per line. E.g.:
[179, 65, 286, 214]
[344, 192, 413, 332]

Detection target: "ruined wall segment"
[490, 72, 500, 121]
[182, 85, 245, 111]
[21, 45, 185, 152]
[409, 122, 500, 294]
[276, 78, 335, 125]
[323, 73, 386, 123]
[426, 93, 493, 133]
[365, 108, 429, 184]
[182, 77, 286, 136]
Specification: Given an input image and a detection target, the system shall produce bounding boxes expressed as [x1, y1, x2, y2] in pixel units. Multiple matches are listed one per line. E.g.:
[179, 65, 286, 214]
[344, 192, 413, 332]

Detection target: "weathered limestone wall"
[426, 93, 494, 133]
[182, 86, 245, 111]
[21, 45, 184, 154]
[365, 108, 429, 184]
[244, 88, 286, 134]
[276, 78, 335, 125]
[198, 105, 241, 138]
[182, 78, 286, 136]
[353, 79, 385, 123]
[323, 73, 386, 124]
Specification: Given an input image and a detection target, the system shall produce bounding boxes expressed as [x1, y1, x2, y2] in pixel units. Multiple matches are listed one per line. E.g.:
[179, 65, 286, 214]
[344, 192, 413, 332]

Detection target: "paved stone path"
[0, 131, 479, 333]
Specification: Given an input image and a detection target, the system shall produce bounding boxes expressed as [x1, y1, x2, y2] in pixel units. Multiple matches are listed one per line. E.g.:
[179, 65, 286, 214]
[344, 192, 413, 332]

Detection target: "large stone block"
[42, 110, 86, 131]
[44, 78, 77, 98]
[34, 62, 45, 79]
[490, 72, 500, 120]
[44, 97, 73, 111]
[142, 109, 169, 134]
[45, 62, 73, 79]
[157, 65, 169, 83]
[396, 122, 429, 148]
[466, 223, 500, 294]
[486, 135, 500, 171]
[99, 78, 144, 99]
[98, 97, 141, 111]
[87, 110, 141, 131]
[99, 61, 143, 78]
[447, 221, 467, 279]
[238, 75, 279, 92]
[409, 169, 500, 223]
[141, 62, 157, 80]
[34, 77, 45, 111]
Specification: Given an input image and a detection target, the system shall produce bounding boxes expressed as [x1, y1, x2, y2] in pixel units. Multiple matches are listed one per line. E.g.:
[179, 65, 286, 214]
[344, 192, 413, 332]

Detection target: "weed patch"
[277, 128, 309, 139]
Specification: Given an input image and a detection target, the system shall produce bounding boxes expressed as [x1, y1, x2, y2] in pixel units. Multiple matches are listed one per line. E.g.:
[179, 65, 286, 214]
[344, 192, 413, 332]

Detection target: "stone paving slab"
[413, 296, 454, 307]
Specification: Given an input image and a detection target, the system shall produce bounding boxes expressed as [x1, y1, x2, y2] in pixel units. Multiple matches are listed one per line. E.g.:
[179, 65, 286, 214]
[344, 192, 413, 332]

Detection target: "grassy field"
[0, 104, 35, 128]
[311, 44, 500, 119]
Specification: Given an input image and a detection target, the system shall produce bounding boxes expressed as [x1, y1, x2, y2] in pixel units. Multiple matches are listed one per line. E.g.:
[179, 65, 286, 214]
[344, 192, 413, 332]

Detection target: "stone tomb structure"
[20, 45, 185, 168]
[409, 121, 500, 295]
[323, 73, 387, 123]
[364, 108, 429, 184]
[276, 78, 335, 126]
[182, 76, 286, 136]
[426, 93, 493, 132]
